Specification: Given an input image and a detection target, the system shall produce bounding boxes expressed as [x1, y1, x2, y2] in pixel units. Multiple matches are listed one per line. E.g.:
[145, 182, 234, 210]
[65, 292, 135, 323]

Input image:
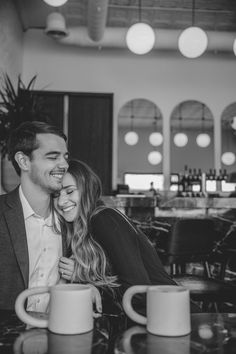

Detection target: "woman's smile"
[54, 172, 80, 222]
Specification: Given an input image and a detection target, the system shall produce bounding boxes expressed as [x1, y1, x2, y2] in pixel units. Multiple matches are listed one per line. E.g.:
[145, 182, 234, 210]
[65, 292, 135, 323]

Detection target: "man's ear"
[14, 152, 30, 172]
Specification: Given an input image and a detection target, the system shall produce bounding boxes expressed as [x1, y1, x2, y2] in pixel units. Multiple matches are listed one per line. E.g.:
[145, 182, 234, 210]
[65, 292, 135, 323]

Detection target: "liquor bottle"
[213, 169, 216, 181]
[193, 168, 197, 181]
[208, 169, 213, 180]
[223, 169, 228, 181]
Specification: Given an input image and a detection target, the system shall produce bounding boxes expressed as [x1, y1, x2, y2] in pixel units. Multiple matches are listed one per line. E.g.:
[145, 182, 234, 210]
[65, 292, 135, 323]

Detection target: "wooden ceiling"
[14, 0, 236, 33]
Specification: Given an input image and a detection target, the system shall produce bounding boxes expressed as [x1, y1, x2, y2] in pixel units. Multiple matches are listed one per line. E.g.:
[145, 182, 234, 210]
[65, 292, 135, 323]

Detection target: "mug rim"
[51, 284, 91, 292]
[148, 285, 188, 293]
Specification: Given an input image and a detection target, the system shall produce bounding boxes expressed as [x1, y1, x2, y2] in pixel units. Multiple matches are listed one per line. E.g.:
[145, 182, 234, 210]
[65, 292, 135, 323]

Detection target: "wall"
[0, 0, 23, 194]
[22, 30, 236, 189]
[0, 0, 23, 82]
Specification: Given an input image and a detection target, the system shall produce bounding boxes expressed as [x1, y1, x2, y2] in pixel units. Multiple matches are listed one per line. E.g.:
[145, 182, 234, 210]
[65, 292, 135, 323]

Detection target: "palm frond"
[0, 73, 47, 156]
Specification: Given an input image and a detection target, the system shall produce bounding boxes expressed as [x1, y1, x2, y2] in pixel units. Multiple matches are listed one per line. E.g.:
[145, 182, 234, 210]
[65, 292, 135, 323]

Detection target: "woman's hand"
[59, 257, 75, 281]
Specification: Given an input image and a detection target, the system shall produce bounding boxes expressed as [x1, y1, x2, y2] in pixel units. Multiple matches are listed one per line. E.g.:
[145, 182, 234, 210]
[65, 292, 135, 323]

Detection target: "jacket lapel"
[4, 188, 29, 288]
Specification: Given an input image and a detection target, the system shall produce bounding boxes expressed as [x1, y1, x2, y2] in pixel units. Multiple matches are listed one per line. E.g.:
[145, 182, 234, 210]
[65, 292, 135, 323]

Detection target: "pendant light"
[178, 0, 208, 58]
[45, 12, 69, 38]
[126, 0, 155, 55]
[148, 151, 162, 165]
[233, 39, 236, 56]
[149, 109, 163, 146]
[43, 0, 68, 6]
[173, 104, 188, 147]
[196, 104, 211, 147]
[124, 102, 139, 146]
[222, 152, 236, 166]
[231, 116, 236, 130]
[221, 118, 236, 165]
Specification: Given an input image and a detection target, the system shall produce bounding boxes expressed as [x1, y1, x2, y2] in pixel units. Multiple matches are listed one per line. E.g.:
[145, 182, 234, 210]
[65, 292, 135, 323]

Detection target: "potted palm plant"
[0, 74, 46, 192]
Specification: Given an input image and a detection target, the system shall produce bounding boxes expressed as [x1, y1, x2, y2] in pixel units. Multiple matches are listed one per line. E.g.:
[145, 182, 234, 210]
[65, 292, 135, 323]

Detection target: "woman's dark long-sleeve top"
[91, 207, 175, 313]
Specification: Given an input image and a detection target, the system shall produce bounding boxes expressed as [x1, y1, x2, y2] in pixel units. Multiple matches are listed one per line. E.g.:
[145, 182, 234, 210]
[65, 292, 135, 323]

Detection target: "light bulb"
[43, 0, 68, 6]
[149, 132, 163, 146]
[148, 151, 162, 165]
[196, 133, 211, 147]
[173, 133, 188, 147]
[221, 152, 236, 166]
[124, 131, 139, 145]
[178, 27, 208, 58]
[126, 23, 155, 55]
[231, 117, 236, 130]
[233, 38, 236, 56]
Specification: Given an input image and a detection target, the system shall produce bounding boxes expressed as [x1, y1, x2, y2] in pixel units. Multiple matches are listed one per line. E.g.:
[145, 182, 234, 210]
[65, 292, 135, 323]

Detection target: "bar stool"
[166, 218, 236, 311]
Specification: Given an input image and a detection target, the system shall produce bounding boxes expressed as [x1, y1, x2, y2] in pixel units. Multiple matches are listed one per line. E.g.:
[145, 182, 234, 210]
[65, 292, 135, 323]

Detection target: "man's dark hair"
[7, 121, 67, 176]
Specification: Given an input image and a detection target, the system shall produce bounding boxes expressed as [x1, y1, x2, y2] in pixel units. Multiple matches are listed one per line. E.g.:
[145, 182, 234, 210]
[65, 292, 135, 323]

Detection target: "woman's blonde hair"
[54, 159, 118, 288]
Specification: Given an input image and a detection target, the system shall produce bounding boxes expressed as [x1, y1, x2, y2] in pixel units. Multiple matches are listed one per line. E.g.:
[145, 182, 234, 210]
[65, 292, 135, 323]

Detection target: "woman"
[53, 159, 176, 314]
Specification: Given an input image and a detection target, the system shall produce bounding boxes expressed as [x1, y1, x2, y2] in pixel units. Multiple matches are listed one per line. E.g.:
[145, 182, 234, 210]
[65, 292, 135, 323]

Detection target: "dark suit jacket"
[0, 187, 67, 310]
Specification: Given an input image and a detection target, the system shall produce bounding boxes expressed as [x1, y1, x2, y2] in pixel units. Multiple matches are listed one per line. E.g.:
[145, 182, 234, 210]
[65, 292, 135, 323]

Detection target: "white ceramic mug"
[122, 285, 191, 336]
[15, 284, 94, 334]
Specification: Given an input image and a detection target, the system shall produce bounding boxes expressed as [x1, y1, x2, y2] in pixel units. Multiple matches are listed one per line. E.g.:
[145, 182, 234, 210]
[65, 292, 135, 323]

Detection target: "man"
[0, 121, 69, 311]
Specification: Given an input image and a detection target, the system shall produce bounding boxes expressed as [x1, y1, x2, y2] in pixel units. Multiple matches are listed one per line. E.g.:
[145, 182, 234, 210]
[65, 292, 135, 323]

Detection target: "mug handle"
[15, 287, 49, 328]
[122, 285, 148, 325]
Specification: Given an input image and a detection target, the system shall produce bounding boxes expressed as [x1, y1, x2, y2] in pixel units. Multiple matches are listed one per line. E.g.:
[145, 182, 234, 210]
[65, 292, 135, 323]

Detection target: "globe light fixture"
[174, 133, 188, 147]
[148, 151, 162, 165]
[196, 104, 211, 147]
[173, 104, 188, 147]
[124, 101, 139, 146]
[149, 132, 163, 146]
[43, 0, 68, 7]
[196, 133, 211, 147]
[149, 110, 163, 146]
[178, 27, 208, 58]
[126, 0, 155, 55]
[231, 116, 236, 130]
[124, 131, 139, 146]
[233, 39, 236, 56]
[221, 152, 236, 166]
[178, 0, 208, 58]
[126, 23, 155, 55]
[43, 0, 68, 6]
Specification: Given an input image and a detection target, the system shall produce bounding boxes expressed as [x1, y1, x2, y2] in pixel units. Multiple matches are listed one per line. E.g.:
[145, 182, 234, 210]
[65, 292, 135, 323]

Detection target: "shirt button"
[43, 248, 47, 252]
[40, 274, 44, 277]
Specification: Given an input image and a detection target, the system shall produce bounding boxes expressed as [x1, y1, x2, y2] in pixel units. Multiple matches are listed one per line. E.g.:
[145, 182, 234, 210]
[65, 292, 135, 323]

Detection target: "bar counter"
[102, 195, 236, 219]
[0, 310, 126, 354]
[1, 310, 236, 353]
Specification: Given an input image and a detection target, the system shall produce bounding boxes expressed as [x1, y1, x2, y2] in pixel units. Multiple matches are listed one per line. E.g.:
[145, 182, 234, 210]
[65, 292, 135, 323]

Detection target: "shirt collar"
[19, 186, 53, 226]
[19, 185, 35, 220]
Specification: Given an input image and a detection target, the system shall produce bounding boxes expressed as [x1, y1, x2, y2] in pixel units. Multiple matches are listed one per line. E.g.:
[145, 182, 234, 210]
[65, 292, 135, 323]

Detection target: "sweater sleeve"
[91, 209, 154, 290]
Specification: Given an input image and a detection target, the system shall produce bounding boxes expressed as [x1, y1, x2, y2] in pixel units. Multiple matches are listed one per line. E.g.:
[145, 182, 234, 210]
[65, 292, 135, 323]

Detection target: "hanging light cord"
[179, 104, 183, 131]
[130, 102, 135, 131]
[192, 0, 195, 26]
[138, 0, 142, 22]
[153, 109, 158, 132]
[201, 103, 205, 132]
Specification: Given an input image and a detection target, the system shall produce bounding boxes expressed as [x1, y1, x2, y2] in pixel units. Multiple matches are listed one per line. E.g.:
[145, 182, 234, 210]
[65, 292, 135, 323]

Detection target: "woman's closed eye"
[66, 188, 75, 195]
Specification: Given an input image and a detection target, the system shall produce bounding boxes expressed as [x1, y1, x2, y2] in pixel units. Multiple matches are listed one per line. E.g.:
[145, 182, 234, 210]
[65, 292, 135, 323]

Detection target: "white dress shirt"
[19, 186, 62, 312]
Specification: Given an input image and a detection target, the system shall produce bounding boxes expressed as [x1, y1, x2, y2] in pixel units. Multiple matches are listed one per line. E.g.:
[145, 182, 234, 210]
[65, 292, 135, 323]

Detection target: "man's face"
[27, 133, 69, 193]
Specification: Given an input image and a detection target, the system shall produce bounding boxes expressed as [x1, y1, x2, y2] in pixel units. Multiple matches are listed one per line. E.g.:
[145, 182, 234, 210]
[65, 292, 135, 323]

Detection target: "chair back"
[167, 218, 216, 263]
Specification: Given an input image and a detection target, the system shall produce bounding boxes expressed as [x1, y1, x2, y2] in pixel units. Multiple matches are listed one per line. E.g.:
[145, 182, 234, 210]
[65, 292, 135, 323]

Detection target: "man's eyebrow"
[45, 151, 60, 155]
[45, 151, 68, 156]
